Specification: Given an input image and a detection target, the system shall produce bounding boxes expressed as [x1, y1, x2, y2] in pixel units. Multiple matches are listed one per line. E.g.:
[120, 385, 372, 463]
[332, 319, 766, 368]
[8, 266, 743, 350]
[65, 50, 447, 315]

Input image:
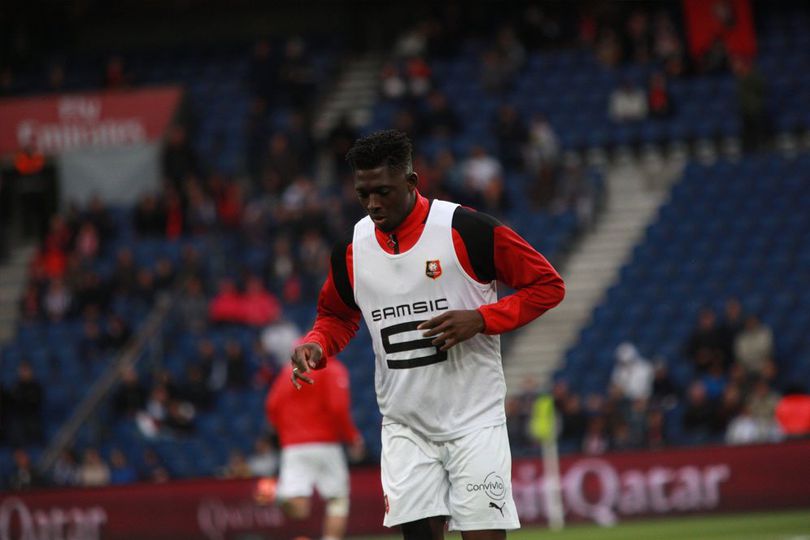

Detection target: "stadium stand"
[1, 1, 808, 490]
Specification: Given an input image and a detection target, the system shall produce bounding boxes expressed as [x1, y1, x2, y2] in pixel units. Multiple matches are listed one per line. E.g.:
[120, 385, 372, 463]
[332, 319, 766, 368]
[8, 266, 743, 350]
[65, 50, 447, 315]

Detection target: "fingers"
[417, 313, 450, 336]
[290, 367, 314, 389]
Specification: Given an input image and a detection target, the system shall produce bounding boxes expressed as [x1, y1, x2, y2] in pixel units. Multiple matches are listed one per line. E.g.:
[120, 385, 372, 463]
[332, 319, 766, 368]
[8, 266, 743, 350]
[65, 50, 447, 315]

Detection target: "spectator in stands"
[653, 11, 684, 70]
[461, 145, 505, 214]
[75, 271, 109, 315]
[719, 297, 744, 359]
[209, 278, 243, 324]
[725, 403, 782, 445]
[134, 268, 156, 306]
[8, 449, 46, 491]
[734, 315, 775, 379]
[179, 364, 214, 411]
[195, 339, 223, 390]
[104, 56, 131, 89]
[262, 132, 300, 194]
[224, 340, 249, 389]
[111, 248, 137, 296]
[164, 399, 196, 436]
[685, 308, 728, 372]
[79, 319, 104, 363]
[247, 435, 279, 477]
[505, 397, 530, 449]
[298, 230, 330, 289]
[140, 448, 170, 483]
[102, 315, 132, 352]
[242, 275, 282, 326]
[380, 61, 407, 100]
[43, 277, 72, 321]
[525, 113, 560, 173]
[161, 125, 199, 190]
[392, 109, 419, 142]
[712, 383, 742, 433]
[7, 361, 44, 446]
[650, 360, 678, 410]
[153, 257, 176, 292]
[732, 56, 768, 152]
[286, 111, 316, 170]
[611, 342, 654, 402]
[79, 448, 111, 487]
[700, 357, 728, 401]
[403, 56, 432, 98]
[175, 277, 208, 333]
[19, 282, 42, 322]
[480, 49, 512, 95]
[493, 104, 528, 171]
[109, 449, 138, 485]
[682, 381, 718, 442]
[559, 394, 587, 450]
[51, 448, 80, 487]
[647, 72, 672, 118]
[134, 194, 167, 237]
[746, 377, 781, 426]
[83, 196, 114, 248]
[113, 366, 147, 418]
[625, 10, 653, 64]
[645, 409, 668, 449]
[137, 384, 169, 437]
[278, 37, 315, 111]
[583, 416, 609, 455]
[595, 28, 622, 68]
[221, 449, 253, 478]
[418, 90, 461, 139]
[185, 181, 218, 235]
[496, 25, 526, 78]
[609, 79, 648, 122]
[75, 222, 100, 261]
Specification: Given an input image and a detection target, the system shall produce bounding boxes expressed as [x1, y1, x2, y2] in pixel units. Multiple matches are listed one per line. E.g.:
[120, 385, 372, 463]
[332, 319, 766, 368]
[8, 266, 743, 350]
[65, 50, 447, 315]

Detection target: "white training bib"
[352, 200, 506, 440]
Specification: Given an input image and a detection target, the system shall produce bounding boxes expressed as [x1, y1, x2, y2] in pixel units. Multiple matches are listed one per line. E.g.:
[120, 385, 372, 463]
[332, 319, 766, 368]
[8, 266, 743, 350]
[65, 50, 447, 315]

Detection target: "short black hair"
[345, 129, 413, 175]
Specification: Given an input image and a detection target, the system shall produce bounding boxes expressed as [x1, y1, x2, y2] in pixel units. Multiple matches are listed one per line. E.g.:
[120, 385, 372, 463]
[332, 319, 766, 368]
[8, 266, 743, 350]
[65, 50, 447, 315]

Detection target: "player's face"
[354, 166, 417, 232]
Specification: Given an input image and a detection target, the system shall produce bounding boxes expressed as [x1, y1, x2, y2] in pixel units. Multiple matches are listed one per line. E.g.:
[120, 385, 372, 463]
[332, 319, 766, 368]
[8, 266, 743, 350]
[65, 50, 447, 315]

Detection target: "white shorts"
[277, 443, 349, 500]
[381, 422, 520, 531]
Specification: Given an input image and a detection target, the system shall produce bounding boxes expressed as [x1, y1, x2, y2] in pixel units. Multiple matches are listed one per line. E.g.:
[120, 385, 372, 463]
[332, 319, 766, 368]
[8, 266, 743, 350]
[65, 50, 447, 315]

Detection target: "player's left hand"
[417, 309, 485, 351]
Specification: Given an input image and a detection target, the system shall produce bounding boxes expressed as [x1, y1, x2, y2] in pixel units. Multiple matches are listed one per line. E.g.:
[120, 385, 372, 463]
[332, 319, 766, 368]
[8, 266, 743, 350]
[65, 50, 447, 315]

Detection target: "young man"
[290, 130, 565, 539]
[266, 355, 364, 540]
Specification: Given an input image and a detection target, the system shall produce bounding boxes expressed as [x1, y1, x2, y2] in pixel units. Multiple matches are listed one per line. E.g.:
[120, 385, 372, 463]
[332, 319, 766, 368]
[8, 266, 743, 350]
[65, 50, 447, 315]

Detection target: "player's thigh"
[445, 424, 520, 531]
[381, 423, 450, 527]
[314, 444, 350, 499]
[277, 445, 317, 499]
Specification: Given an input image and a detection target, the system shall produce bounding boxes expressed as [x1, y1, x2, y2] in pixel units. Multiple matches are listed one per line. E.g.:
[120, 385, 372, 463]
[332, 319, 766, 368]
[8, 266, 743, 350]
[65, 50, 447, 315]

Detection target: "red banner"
[0, 86, 182, 157]
[682, 0, 757, 60]
[2, 440, 809, 539]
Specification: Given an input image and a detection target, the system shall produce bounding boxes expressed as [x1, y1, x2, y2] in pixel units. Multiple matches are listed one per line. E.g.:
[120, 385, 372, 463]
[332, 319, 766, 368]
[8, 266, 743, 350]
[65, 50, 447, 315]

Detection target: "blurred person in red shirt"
[266, 354, 364, 540]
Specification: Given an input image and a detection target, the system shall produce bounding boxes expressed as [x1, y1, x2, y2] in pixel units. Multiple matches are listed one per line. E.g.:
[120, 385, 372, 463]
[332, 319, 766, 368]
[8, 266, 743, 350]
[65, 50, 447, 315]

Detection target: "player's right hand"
[290, 342, 322, 389]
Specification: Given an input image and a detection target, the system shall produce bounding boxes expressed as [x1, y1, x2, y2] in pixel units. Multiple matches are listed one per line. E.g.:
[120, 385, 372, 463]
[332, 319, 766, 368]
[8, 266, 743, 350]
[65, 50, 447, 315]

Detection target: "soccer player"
[290, 130, 565, 539]
[266, 354, 364, 540]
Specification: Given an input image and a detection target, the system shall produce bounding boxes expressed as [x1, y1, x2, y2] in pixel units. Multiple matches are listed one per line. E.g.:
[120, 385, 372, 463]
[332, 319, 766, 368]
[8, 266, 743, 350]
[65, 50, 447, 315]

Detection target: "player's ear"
[407, 172, 418, 192]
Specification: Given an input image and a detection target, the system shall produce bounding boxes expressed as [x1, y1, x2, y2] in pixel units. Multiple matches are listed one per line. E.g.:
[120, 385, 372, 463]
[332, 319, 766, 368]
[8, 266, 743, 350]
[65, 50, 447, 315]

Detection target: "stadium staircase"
[0, 245, 35, 345]
[504, 156, 681, 393]
[313, 52, 384, 138]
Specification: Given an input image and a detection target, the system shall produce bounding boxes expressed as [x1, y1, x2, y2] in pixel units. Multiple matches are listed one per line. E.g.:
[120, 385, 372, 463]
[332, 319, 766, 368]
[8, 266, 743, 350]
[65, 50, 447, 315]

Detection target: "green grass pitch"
[351, 509, 810, 540]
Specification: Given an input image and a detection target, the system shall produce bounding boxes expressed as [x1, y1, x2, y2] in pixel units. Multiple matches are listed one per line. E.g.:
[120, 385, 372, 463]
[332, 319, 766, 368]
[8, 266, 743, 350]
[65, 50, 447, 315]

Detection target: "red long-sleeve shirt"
[265, 357, 360, 448]
[304, 192, 565, 359]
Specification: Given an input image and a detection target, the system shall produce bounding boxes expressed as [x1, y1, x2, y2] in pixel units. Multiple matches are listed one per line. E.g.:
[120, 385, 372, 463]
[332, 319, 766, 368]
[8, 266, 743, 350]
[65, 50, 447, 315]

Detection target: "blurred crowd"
[507, 297, 809, 456]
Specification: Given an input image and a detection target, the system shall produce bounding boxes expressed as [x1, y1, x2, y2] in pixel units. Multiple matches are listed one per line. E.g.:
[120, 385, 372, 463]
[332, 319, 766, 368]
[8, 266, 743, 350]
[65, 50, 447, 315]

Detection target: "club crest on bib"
[425, 259, 442, 279]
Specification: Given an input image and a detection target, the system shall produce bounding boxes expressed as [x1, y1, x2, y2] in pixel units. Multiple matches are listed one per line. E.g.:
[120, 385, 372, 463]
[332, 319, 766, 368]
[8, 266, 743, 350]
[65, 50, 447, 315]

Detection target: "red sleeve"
[302, 244, 361, 361]
[477, 226, 565, 334]
[325, 363, 361, 443]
